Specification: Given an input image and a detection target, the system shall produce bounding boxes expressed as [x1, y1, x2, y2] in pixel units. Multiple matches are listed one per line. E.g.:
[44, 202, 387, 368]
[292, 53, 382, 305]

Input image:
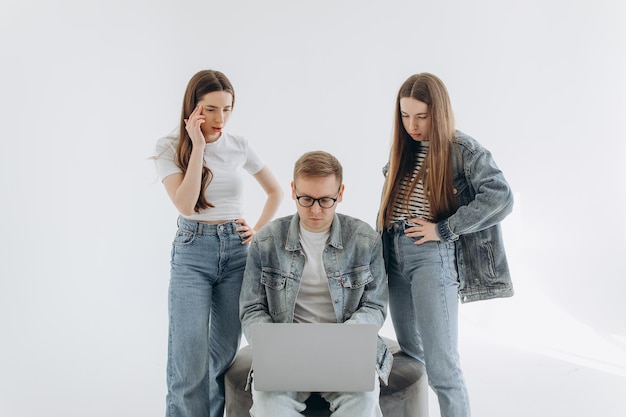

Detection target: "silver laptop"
[249, 322, 378, 392]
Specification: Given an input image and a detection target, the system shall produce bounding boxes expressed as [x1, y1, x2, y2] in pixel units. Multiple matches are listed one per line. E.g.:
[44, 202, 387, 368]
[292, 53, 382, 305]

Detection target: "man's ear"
[337, 183, 345, 202]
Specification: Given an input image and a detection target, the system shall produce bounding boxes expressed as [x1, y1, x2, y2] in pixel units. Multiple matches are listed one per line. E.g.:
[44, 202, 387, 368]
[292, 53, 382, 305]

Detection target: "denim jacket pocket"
[338, 266, 375, 321]
[338, 266, 373, 289]
[458, 232, 500, 284]
[260, 268, 289, 314]
[453, 172, 472, 206]
[479, 240, 497, 279]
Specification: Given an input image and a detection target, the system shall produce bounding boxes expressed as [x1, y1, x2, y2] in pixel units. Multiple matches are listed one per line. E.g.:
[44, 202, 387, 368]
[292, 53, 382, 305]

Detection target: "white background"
[1, 1, 625, 416]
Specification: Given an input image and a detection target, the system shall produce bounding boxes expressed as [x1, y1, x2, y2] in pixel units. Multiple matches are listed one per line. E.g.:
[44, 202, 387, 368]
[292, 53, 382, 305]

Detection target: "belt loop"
[389, 220, 405, 234]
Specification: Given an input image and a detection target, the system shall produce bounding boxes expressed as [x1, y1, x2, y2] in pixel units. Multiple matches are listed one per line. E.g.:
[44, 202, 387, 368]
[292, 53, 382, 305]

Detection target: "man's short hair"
[293, 151, 343, 184]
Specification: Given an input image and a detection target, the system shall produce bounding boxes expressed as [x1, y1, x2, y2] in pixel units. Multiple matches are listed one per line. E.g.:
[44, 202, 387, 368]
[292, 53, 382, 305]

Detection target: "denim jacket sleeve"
[239, 233, 274, 345]
[436, 132, 514, 242]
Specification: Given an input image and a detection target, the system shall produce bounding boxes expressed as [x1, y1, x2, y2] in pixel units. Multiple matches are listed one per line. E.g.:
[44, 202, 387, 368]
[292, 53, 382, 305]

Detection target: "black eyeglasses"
[294, 188, 340, 209]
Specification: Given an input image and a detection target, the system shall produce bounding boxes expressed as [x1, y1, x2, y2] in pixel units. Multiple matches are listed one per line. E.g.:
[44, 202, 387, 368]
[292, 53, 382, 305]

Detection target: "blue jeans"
[250, 375, 382, 417]
[166, 217, 247, 417]
[383, 222, 471, 417]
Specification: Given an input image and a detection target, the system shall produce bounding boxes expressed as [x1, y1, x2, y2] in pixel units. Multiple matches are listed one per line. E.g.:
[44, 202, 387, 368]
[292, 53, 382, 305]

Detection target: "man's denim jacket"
[384, 130, 514, 303]
[240, 213, 393, 386]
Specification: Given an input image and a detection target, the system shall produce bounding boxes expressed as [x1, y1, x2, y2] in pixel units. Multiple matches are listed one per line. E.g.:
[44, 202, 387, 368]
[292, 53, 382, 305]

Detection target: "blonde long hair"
[377, 73, 457, 230]
[177, 70, 235, 212]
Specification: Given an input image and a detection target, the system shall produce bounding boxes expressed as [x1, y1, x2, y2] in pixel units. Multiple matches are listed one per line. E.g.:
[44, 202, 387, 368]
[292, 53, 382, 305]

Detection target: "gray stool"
[224, 337, 428, 417]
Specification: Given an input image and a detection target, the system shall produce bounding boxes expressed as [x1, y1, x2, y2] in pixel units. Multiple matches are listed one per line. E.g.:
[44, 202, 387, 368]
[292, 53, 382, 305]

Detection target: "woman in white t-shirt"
[154, 70, 283, 417]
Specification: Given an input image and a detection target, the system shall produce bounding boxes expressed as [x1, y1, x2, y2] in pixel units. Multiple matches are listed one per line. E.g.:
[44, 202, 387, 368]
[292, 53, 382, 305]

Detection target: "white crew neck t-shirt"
[293, 227, 336, 323]
[154, 130, 265, 222]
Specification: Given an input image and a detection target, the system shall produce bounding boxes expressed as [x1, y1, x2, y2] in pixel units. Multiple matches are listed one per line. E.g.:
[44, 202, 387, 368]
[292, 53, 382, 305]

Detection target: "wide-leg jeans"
[384, 222, 471, 417]
[166, 217, 247, 417]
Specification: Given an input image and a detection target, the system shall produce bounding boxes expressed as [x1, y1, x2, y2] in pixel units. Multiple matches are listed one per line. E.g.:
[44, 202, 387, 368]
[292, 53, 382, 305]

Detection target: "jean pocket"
[401, 231, 424, 244]
[173, 229, 196, 246]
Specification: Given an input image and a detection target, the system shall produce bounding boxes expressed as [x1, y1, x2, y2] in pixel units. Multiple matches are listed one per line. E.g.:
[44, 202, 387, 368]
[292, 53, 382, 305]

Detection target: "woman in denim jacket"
[377, 73, 514, 417]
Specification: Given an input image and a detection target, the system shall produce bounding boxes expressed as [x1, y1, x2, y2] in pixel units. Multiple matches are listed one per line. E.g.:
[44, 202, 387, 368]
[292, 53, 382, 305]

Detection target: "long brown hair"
[377, 73, 457, 230]
[177, 70, 235, 212]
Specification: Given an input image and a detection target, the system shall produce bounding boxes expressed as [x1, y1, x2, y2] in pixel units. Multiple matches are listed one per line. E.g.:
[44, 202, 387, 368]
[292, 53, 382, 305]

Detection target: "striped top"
[390, 142, 433, 224]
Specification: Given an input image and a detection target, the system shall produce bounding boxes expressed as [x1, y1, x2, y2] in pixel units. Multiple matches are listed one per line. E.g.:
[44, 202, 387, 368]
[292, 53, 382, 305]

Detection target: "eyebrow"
[294, 187, 339, 199]
[299, 195, 336, 199]
[296, 191, 335, 198]
[203, 105, 232, 109]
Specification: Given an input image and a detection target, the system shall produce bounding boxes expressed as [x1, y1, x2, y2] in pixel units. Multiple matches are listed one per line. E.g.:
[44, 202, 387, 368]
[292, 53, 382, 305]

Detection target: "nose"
[409, 118, 418, 131]
[310, 201, 323, 213]
[215, 110, 225, 123]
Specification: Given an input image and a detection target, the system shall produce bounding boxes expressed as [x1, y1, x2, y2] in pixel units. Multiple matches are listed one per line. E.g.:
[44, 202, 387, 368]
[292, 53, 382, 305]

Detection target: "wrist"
[190, 144, 205, 155]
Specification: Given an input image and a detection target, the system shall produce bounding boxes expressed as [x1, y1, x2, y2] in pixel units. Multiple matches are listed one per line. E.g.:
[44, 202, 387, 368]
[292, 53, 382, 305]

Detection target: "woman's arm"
[251, 166, 284, 231]
[437, 148, 513, 242]
[162, 106, 207, 215]
[162, 148, 204, 216]
[406, 145, 513, 244]
[235, 166, 284, 244]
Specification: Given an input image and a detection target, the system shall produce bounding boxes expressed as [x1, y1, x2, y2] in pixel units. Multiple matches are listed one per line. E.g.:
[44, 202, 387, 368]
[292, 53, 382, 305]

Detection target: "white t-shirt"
[154, 130, 265, 222]
[293, 227, 336, 324]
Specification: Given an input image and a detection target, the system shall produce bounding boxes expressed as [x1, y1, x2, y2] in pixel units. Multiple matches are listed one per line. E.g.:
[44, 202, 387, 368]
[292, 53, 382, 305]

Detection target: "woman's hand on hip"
[236, 218, 256, 245]
[405, 218, 440, 245]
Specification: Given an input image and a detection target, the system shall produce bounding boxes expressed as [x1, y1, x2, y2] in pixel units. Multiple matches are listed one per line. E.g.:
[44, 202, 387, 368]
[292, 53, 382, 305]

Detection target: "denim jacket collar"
[285, 213, 344, 251]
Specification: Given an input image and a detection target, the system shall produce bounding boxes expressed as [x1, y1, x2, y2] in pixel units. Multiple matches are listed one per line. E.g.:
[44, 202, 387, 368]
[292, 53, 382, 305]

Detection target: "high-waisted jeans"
[166, 217, 247, 417]
[383, 221, 471, 417]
